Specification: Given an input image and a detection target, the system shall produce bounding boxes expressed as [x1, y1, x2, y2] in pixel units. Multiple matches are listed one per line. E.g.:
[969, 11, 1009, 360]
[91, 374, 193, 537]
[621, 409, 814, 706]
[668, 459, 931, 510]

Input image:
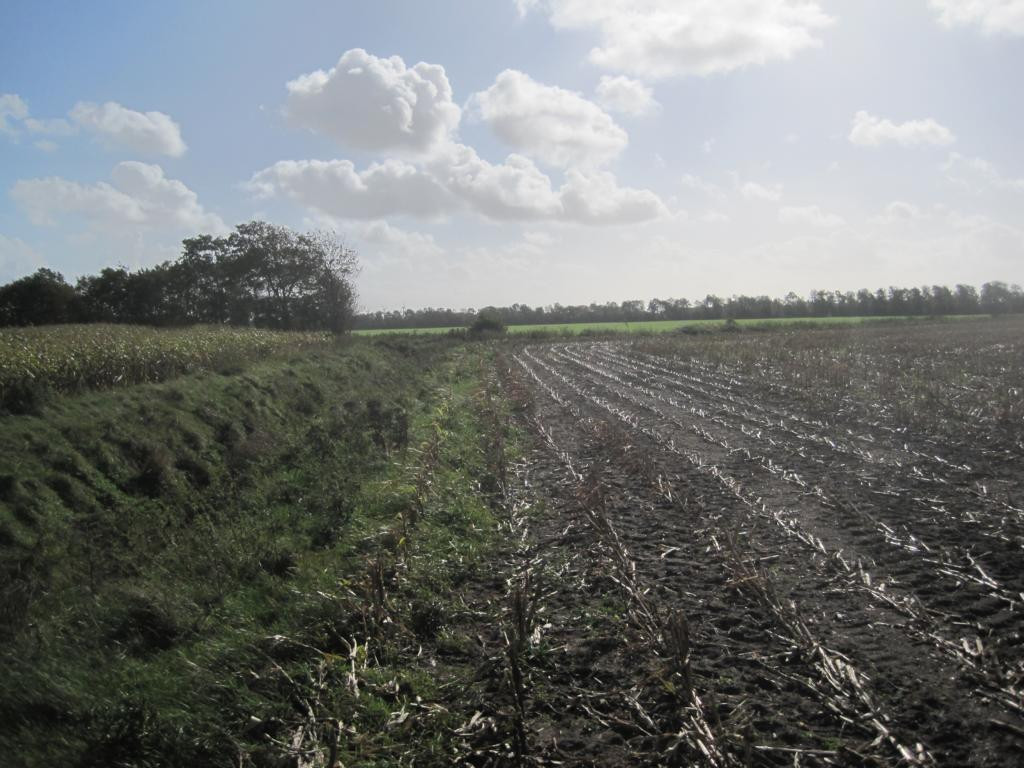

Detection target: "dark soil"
[493, 341, 1024, 767]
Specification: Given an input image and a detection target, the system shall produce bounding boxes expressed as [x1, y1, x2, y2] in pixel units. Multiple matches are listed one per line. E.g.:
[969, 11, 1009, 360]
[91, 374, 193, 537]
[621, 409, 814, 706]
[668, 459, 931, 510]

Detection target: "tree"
[981, 281, 1013, 315]
[0, 268, 79, 325]
[469, 308, 506, 336]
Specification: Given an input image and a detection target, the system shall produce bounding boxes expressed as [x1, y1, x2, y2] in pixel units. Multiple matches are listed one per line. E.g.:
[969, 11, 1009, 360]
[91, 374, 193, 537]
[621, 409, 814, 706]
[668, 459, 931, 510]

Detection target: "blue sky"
[2, 0, 1022, 311]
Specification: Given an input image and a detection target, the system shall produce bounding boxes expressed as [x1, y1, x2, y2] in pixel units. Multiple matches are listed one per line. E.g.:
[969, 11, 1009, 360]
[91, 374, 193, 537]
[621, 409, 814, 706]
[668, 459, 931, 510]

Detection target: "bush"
[468, 310, 506, 337]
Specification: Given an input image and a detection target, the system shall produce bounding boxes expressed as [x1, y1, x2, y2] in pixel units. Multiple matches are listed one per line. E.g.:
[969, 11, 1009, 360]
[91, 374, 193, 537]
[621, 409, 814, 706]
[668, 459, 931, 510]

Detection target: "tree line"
[355, 282, 1024, 330]
[0, 221, 358, 332]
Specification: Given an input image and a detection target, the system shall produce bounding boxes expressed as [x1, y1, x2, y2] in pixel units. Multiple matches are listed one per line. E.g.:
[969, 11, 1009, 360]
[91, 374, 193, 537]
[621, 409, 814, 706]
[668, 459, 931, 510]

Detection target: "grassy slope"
[354, 314, 985, 336]
[0, 335, 519, 767]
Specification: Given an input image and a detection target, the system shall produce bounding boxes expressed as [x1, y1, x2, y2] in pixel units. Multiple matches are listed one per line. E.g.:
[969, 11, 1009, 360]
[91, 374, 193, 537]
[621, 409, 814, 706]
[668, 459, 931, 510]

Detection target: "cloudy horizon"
[1, 0, 1022, 311]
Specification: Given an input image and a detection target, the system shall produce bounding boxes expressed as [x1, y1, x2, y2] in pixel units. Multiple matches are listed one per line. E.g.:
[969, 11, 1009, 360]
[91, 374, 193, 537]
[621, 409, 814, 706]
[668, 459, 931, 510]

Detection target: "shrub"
[468, 310, 506, 337]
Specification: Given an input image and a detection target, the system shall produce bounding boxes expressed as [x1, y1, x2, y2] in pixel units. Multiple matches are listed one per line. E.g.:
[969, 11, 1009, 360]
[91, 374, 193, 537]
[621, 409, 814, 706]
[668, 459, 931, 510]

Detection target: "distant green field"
[353, 315, 980, 336]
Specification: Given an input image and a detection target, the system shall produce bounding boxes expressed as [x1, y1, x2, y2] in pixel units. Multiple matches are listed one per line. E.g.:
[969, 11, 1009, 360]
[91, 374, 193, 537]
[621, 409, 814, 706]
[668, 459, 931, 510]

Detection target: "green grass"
[354, 314, 985, 337]
[0, 334, 520, 767]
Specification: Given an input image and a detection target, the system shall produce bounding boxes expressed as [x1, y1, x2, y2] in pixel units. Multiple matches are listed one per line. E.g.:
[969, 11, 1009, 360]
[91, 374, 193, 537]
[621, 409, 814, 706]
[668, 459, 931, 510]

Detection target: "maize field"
[0, 323, 332, 409]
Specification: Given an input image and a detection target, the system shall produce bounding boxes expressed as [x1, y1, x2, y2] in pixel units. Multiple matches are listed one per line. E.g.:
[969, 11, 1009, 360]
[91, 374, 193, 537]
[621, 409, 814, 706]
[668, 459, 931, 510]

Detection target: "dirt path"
[493, 341, 1024, 767]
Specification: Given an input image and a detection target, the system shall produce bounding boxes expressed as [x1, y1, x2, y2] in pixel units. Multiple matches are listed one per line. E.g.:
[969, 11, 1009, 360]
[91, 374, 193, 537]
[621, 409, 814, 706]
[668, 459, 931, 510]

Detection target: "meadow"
[354, 313, 982, 336]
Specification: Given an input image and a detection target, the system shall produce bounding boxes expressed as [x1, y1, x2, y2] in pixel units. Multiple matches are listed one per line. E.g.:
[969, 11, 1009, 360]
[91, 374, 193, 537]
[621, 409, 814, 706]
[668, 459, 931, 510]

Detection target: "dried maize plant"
[721, 529, 934, 766]
[363, 553, 390, 632]
[503, 571, 536, 764]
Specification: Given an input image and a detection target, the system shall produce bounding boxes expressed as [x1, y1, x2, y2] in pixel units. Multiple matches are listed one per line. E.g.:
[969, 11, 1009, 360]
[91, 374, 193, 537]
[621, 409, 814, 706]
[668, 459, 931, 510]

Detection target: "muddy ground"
[464, 340, 1024, 767]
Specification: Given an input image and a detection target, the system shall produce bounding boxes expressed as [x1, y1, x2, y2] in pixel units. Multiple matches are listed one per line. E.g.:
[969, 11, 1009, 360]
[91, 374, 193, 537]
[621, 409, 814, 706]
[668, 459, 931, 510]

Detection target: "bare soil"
[487, 340, 1024, 767]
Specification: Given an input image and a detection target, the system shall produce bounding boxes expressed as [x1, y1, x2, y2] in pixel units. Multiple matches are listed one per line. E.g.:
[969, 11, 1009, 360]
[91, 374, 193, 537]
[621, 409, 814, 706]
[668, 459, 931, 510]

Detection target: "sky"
[1, 0, 1023, 312]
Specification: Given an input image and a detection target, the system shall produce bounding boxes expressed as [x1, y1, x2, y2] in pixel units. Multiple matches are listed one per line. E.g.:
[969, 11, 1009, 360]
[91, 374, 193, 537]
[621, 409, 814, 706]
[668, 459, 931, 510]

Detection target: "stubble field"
[494, 317, 1023, 766]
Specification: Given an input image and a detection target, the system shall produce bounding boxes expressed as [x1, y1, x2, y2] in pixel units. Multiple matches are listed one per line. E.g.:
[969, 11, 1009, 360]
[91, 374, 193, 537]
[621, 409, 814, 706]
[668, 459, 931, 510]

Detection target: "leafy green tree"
[0, 268, 79, 325]
[469, 309, 506, 336]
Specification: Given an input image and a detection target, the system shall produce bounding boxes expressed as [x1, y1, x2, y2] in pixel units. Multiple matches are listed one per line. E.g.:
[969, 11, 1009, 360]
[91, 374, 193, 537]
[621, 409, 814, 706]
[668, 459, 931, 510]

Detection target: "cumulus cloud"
[249, 146, 666, 226]
[930, 0, 1024, 36]
[247, 158, 453, 219]
[0, 93, 29, 134]
[942, 152, 1024, 193]
[12, 177, 146, 227]
[739, 180, 783, 201]
[471, 69, 627, 168]
[256, 51, 665, 227]
[519, 0, 833, 78]
[559, 169, 668, 223]
[779, 204, 845, 227]
[70, 101, 187, 156]
[595, 75, 660, 116]
[355, 219, 444, 258]
[286, 48, 461, 155]
[11, 162, 224, 232]
[849, 110, 955, 147]
[430, 143, 564, 219]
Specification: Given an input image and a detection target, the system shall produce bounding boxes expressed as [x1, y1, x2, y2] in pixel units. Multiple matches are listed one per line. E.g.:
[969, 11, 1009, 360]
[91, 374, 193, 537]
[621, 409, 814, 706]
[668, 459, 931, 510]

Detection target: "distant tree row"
[354, 282, 1024, 330]
[0, 222, 358, 332]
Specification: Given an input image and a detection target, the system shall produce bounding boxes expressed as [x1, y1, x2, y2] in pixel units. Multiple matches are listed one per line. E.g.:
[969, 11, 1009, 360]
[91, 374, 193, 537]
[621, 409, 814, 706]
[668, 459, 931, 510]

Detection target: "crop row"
[517, 344, 1024, 729]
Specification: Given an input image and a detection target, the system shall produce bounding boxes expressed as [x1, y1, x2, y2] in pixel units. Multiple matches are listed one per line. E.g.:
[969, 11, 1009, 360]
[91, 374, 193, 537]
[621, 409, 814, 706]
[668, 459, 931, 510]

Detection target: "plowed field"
[498, 325, 1023, 766]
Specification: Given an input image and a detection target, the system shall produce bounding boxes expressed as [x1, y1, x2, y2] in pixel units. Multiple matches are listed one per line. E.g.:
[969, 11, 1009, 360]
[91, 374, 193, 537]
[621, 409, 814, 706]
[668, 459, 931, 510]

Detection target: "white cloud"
[559, 169, 669, 223]
[70, 101, 187, 156]
[701, 210, 729, 223]
[258, 51, 664, 227]
[740, 180, 783, 201]
[356, 219, 444, 258]
[702, 138, 716, 154]
[248, 146, 666, 225]
[514, 0, 541, 17]
[0, 93, 29, 134]
[108, 162, 224, 231]
[24, 117, 76, 136]
[520, 0, 833, 78]
[0, 95, 75, 149]
[247, 158, 454, 219]
[11, 162, 224, 233]
[12, 177, 145, 227]
[285, 48, 461, 155]
[930, 0, 1024, 36]
[471, 69, 627, 168]
[942, 152, 1024, 193]
[595, 75, 660, 116]
[0, 234, 44, 283]
[849, 110, 955, 147]
[779, 204, 845, 227]
[430, 143, 564, 219]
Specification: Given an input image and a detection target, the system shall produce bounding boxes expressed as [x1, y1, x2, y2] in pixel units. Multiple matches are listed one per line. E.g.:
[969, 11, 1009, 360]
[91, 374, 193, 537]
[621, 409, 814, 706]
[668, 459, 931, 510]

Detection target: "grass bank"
[0, 335, 521, 767]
